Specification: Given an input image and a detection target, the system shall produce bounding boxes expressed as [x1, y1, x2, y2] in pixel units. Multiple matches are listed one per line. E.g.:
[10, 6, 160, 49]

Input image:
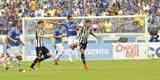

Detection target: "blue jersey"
[54, 28, 64, 44]
[8, 27, 21, 46]
[64, 21, 77, 37]
[149, 5, 157, 15]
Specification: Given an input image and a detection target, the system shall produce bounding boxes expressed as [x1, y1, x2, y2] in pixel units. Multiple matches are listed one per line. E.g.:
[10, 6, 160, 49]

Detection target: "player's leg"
[68, 44, 79, 62]
[40, 46, 51, 61]
[5, 54, 12, 70]
[0, 53, 10, 70]
[67, 36, 79, 62]
[6, 46, 24, 72]
[30, 54, 42, 70]
[15, 54, 23, 72]
[36, 47, 50, 68]
[31, 53, 52, 69]
[40, 53, 52, 62]
[79, 43, 88, 70]
[54, 43, 64, 65]
[73, 39, 80, 60]
[3, 38, 11, 70]
[30, 47, 42, 70]
[15, 46, 25, 72]
[6, 47, 18, 70]
[67, 37, 74, 62]
[30, 47, 51, 70]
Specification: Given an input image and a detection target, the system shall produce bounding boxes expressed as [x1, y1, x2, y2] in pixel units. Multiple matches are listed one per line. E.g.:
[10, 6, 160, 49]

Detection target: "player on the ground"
[78, 20, 99, 70]
[65, 15, 79, 62]
[6, 20, 24, 72]
[30, 21, 52, 70]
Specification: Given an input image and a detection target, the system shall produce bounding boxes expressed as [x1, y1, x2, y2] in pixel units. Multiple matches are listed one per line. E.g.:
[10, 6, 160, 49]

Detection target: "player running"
[78, 20, 99, 70]
[65, 15, 79, 62]
[6, 20, 24, 72]
[30, 21, 52, 70]
[52, 24, 65, 65]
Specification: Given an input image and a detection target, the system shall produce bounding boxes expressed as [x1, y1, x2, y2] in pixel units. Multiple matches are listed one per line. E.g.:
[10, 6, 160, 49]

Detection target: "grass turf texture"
[0, 60, 160, 80]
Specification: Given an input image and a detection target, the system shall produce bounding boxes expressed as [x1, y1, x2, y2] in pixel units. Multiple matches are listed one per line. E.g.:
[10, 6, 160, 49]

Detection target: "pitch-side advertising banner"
[148, 43, 160, 58]
[24, 40, 113, 61]
[113, 43, 147, 60]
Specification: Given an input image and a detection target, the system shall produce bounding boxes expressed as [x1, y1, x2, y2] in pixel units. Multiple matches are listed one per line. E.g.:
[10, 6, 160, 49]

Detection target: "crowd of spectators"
[0, 0, 160, 34]
[0, 0, 159, 17]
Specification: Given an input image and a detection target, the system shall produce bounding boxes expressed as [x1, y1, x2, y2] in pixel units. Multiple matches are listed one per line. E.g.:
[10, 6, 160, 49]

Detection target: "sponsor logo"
[115, 44, 139, 58]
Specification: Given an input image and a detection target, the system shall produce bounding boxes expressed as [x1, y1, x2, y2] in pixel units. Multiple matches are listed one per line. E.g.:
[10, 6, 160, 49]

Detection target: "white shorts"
[55, 43, 64, 53]
[7, 46, 22, 58]
[67, 36, 79, 46]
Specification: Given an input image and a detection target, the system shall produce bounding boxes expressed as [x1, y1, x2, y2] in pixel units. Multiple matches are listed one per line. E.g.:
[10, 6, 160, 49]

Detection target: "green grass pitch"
[0, 59, 160, 80]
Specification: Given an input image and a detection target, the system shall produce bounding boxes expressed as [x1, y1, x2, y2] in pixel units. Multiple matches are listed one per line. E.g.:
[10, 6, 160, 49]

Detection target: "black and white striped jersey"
[35, 27, 46, 47]
[78, 26, 92, 44]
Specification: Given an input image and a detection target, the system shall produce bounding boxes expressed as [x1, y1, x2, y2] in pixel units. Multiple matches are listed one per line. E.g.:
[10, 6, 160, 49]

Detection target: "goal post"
[22, 15, 149, 61]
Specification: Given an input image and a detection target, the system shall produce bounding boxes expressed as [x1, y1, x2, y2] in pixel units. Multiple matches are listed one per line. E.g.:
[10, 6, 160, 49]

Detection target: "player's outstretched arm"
[53, 35, 64, 38]
[7, 36, 17, 43]
[90, 32, 99, 39]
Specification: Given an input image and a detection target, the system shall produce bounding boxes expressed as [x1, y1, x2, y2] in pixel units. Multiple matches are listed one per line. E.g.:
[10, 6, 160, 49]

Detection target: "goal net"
[22, 15, 148, 61]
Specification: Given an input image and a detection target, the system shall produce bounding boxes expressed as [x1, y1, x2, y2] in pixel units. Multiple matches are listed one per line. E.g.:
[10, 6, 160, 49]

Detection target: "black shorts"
[36, 46, 49, 58]
[79, 42, 88, 50]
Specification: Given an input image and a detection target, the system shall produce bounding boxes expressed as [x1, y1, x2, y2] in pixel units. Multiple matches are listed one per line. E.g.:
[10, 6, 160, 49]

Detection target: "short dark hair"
[67, 15, 72, 19]
[11, 20, 18, 27]
[38, 20, 44, 24]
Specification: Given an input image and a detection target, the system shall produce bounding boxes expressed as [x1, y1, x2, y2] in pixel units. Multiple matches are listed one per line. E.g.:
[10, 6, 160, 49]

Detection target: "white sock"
[68, 49, 73, 62]
[2, 57, 11, 69]
[16, 60, 22, 70]
[73, 48, 80, 60]
[55, 51, 63, 61]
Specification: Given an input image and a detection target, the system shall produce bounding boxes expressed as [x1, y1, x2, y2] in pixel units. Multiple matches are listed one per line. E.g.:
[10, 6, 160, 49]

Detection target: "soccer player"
[6, 20, 24, 72]
[65, 15, 79, 62]
[52, 24, 65, 65]
[78, 20, 99, 70]
[30, 21, 52, 70]
[148, 27, 159, 42]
